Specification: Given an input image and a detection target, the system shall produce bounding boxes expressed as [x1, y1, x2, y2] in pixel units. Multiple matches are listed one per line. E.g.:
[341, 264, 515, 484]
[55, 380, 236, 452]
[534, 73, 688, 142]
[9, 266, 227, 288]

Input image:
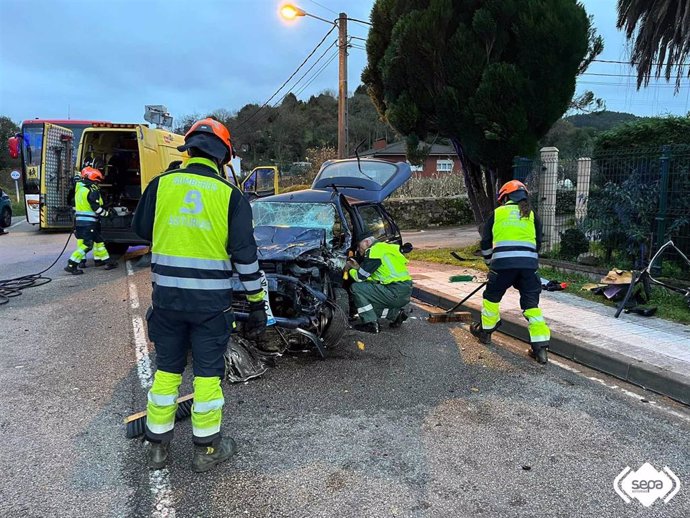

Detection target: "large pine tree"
[362, 0, 592, 225]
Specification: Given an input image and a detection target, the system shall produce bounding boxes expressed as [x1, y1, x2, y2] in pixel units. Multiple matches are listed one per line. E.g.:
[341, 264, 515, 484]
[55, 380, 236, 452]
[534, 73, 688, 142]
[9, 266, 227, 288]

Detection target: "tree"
[0, 116, 20, 171]
[617, 0, 690, 91]
[594, 116, 690, 154]
[362, 0, 593, 224]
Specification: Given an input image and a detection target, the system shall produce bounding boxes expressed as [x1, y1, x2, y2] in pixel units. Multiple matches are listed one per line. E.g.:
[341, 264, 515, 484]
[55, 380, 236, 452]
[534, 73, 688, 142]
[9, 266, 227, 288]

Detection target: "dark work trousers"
[75, 221, 104, 245]
[146, 308, 234, 377]
[484, 268, 541, 309]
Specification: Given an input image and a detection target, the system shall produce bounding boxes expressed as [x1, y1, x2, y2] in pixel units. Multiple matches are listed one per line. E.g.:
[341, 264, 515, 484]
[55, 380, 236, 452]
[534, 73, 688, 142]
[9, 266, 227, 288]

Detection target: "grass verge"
[408, 244, 488, 272]
[539, 267, 690, 325]
[407, 245, 689, 325]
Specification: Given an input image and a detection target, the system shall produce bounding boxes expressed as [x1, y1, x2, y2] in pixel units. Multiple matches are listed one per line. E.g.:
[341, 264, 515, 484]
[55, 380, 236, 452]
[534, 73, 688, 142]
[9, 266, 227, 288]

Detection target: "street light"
[280, 4, 349, 159]
[279, 4, 305, 21]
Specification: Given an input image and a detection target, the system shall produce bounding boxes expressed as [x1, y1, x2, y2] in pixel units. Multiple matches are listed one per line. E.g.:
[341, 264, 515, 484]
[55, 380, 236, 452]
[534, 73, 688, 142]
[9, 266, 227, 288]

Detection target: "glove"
[245, 300, 267, 340]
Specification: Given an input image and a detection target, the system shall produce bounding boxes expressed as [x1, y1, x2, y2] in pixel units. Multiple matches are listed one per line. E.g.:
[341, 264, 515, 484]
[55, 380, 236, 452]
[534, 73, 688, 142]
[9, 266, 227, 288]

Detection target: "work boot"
[389, 311, 408, 329]
[78, 260, 87, 269]
[192, 437, 237, 473]
[469, 321, 492, 344]
[354, 321, 379, 334]
[64, 260, 84, 275]
[94, 259, 107, 267]
[103, 261, 118, 270]
[528, 344, 549, 364]
[147, 441, 170, 470]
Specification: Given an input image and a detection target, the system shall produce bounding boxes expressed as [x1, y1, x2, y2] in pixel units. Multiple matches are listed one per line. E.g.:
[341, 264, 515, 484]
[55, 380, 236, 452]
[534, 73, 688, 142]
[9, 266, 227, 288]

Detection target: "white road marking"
[549, 359, 581, 373]
[550, 358, 690, 425]
[9, 220, 24, 229]
[127, 260, 176, 517]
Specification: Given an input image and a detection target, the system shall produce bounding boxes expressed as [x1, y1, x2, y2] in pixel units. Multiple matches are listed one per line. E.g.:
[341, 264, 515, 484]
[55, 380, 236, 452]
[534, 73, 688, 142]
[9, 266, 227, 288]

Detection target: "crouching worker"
[64, 166, 116, 274]
[470, 180, 551, 364]
[346, 236, 413, 334]
[132, 118, 267, 472]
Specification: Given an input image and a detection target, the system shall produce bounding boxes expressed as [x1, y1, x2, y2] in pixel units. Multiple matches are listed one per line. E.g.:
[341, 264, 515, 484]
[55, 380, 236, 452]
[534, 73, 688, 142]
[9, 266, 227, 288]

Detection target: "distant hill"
[564, 111, 640, 132]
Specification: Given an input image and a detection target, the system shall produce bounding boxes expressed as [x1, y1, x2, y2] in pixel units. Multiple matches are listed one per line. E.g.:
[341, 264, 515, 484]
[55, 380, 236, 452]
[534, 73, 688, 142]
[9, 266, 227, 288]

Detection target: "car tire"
[321, 288, 348, 349]
[0, 207, 11, 228]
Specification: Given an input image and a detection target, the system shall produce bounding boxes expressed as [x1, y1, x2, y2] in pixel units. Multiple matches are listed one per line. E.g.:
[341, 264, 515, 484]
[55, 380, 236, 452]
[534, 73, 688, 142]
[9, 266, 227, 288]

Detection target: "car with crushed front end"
[229, 157, 413, 362]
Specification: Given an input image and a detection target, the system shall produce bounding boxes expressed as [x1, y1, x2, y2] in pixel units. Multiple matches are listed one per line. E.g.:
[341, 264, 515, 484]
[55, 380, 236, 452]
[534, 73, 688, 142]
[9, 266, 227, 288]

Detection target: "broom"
[124, 393, 194, 439]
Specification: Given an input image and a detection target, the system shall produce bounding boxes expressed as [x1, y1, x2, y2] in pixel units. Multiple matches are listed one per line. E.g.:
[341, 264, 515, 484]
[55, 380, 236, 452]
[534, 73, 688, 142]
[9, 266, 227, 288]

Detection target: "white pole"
[14, 179, 20, 203]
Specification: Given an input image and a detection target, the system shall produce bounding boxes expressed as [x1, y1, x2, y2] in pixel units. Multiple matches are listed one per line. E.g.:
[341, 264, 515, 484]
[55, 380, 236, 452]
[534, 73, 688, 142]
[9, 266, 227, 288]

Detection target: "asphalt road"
[401, 225, 479, 250]
[1, 222, 689, 518]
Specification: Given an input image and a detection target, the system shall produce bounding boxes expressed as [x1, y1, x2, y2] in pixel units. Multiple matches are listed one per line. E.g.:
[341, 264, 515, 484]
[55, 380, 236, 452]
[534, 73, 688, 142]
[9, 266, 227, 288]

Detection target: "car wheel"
[0, 207, 11, 228]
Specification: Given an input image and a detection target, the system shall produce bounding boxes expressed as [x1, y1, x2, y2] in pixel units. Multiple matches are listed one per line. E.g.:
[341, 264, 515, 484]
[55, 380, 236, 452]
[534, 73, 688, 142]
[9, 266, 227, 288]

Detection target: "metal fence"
[514, 146, 690, 280]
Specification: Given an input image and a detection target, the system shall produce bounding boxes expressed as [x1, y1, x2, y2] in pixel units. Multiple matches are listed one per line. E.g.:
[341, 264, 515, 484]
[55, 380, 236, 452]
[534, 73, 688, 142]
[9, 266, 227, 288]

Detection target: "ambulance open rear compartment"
[77, 124, 188, 253]
[78, 126, 144, 252]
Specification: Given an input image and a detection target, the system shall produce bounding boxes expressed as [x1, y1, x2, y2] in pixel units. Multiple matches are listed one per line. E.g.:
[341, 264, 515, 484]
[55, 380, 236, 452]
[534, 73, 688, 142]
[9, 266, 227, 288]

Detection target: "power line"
[236, 25, 337, 129]
[351, 36, 367, 42]
[272, 41, 338, 107]
[307, 0, 337, 15]
[294, 51, 339, 98]
[593, 58, 690, 66]
[347, 16, 373, 27]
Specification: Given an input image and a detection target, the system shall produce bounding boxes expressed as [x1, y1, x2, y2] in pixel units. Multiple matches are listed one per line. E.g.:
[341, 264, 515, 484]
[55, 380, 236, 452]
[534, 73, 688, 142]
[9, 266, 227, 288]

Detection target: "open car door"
[311, 158, 412, 203]
[242, 166, 279, 198]
[42, 123, 74, 229]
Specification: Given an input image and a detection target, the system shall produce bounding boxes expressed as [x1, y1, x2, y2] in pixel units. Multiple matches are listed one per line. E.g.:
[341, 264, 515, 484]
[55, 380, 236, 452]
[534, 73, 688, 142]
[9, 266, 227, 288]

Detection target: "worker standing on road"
[470, 180, 551, 364]
[346, 236, 413, 334]
[64, 166, 115, 274]
[132, 118, 267, 473]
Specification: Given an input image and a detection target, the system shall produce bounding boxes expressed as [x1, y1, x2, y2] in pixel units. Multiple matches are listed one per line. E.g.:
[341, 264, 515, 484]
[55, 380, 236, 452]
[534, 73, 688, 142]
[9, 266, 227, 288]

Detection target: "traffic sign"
[10, 170, 20, 180]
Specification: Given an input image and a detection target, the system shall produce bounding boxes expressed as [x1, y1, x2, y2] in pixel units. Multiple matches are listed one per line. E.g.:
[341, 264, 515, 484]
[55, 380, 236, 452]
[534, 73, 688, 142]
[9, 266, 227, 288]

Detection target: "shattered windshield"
[252, 201, 339, 242]
[318, 160, 398, 186]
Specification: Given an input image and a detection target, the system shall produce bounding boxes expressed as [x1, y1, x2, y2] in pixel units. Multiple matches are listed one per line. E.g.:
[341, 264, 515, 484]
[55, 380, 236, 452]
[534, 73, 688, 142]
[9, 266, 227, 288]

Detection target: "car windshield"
[318, 160, 398, 186]
[252, 201, 339, 242]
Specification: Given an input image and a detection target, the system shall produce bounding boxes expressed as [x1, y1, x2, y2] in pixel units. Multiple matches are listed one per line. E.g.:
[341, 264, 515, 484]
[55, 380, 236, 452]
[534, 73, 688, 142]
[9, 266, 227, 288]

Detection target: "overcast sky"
[1, 0, 688, 125]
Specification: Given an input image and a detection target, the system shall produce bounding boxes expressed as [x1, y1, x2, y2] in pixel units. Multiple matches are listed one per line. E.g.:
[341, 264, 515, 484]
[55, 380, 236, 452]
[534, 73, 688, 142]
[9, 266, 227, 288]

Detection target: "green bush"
[558, 228, 589, 260]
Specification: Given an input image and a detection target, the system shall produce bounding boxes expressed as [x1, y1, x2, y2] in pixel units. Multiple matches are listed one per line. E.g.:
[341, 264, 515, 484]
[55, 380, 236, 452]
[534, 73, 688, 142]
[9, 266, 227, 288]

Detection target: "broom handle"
[446, 282, 487, 314]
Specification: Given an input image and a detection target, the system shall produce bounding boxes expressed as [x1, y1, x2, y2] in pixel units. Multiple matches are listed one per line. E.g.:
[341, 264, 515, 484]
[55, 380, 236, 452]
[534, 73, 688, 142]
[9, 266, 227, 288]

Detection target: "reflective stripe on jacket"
[351, 242, 412, 284]
[74, 181, 102, 224]
[132, 157, 262, 312]
[482, 203, 539, 270]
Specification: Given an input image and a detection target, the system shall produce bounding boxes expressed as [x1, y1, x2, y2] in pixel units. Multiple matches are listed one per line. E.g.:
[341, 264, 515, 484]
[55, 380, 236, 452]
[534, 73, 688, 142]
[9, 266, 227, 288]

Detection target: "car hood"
[254, 226, 327, 261]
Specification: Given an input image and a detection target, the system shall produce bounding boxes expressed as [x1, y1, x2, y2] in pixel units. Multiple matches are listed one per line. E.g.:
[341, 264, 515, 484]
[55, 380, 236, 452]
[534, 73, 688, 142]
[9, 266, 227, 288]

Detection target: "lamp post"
[280, 4, 348, 159]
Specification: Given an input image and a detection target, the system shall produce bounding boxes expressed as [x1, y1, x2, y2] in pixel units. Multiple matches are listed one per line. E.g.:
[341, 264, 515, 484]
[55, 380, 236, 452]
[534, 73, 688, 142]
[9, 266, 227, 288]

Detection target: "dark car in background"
[231, 158, 413, 356]
[0, 189, 12, 228]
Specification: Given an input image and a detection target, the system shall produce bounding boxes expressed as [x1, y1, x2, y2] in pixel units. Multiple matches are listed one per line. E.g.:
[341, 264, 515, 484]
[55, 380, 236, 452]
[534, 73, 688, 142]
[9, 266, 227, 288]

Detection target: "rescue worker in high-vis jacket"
[132, 118, 267, 472]
[470, 180, 551, 364]
[346, 236, 413, 334]
[64, 166, 115, 274]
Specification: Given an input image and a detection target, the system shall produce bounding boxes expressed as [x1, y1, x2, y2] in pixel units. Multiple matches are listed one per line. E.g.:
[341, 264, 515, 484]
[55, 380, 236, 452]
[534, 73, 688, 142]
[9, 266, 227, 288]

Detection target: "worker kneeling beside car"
[346, 236, 413, 334]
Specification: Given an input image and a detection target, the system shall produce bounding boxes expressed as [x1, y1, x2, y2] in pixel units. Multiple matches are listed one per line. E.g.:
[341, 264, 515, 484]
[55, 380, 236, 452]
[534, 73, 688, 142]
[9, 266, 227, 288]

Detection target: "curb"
[412, 286, 690, 406]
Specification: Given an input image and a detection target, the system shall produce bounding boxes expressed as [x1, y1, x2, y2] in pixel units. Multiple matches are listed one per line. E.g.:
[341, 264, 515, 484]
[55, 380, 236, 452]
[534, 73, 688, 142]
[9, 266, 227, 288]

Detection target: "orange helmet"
[81, 167, 104, 183]
[178, 117, 234, 164]
[497, 180, 528, 203]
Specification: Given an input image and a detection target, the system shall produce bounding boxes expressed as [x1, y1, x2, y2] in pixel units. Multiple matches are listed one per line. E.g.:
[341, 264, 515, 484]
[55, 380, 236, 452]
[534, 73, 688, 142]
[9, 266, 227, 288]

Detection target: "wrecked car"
[227, 158, 413, 369]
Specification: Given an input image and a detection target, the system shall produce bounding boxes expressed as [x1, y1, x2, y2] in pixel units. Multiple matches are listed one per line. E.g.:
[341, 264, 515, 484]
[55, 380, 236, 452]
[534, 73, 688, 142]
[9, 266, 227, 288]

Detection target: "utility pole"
[338, 12, 348, 159]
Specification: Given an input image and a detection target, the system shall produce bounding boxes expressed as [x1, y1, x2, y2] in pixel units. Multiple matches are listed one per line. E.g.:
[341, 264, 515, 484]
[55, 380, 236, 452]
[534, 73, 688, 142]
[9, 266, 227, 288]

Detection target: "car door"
[242, 166, 278, 198]
[355, 204, 401, 245]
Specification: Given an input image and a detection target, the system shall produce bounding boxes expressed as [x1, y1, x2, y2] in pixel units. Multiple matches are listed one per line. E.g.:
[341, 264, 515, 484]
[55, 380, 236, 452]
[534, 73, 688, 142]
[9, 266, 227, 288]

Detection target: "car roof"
[255, 188, 366, 205]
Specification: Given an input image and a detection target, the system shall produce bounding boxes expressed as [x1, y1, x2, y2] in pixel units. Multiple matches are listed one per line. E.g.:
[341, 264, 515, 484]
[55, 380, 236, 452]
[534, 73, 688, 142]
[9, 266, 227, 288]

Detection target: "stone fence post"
[539, 147, 559, 252]
[575, 157, 592, 223]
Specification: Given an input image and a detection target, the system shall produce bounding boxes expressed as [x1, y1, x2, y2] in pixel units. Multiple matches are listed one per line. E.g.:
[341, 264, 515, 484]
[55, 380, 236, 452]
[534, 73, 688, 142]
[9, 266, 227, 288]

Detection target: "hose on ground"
[0, 230, 74, 305]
